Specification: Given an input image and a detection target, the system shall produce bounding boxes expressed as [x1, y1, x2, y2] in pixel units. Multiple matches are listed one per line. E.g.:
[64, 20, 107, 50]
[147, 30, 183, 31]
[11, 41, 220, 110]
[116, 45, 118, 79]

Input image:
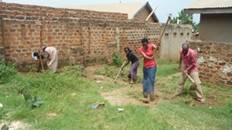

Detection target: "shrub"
[0, 61, 17, 83]
[112, 52, 123, 67]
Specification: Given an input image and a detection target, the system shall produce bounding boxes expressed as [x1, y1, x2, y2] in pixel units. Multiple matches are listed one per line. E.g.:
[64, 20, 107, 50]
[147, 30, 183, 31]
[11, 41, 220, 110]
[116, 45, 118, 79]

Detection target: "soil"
[85, 65, 231, 107]
[85, 65, 161, 107]
[0, 120, 35, 130]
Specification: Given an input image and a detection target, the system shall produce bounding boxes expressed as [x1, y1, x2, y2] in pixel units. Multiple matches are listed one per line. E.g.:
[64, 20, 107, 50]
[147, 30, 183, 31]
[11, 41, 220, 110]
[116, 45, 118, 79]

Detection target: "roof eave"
[132, 1, 159, 22]
[184, 8, 232, 14]
[145, 2, 159, 22]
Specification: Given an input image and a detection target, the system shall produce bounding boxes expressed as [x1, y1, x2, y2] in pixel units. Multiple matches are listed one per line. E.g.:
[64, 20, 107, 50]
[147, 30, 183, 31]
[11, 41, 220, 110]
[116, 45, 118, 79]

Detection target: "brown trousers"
[177, 71, 204, 101]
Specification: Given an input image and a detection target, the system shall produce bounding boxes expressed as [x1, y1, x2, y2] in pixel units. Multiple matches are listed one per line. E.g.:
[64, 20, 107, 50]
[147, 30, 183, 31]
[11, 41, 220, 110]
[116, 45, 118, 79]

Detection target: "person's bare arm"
[151, 44, 157, 49]
[140, 51, 154, 60]
[184, 54, 197, 73]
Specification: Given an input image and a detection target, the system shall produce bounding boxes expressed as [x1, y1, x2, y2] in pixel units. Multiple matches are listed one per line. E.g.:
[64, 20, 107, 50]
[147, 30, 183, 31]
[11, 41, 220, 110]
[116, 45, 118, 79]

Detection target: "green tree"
[170, 10, 193, 24]
[170, 10, 199, 31]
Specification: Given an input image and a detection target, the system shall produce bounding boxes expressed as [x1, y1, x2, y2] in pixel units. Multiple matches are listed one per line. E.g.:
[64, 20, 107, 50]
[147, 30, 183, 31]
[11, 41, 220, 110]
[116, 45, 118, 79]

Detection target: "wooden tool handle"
[158, 16, 171, 42]
[39, 51, 44, 72]
[114, 61, 126, 81]
[185, 73, 195, 83]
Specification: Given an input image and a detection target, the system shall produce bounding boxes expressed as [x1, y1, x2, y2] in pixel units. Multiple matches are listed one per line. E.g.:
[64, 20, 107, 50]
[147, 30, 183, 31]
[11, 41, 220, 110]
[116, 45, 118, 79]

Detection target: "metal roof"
[186, 0, 232, 9]
[185, 0, 232, 14]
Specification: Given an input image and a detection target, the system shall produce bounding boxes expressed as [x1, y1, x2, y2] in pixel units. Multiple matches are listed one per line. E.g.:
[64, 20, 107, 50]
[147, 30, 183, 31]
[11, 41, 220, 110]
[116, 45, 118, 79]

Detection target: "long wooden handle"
[39, 51, 44, 71]
[158, 16, 171, 42]
[114, 61, 126, 81]
[39, 18, 44, 72]
[185, 73, 195, 83]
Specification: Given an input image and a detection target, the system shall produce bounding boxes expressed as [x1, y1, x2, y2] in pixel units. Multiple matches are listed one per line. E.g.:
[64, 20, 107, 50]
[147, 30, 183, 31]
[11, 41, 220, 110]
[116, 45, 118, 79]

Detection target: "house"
[184, 0, 232, 43]
[64, 2, 159, 23]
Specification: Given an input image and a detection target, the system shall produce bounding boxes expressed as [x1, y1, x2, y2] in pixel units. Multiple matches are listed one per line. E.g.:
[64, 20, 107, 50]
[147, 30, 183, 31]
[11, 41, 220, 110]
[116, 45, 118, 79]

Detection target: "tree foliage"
[170, 10, 199, 32]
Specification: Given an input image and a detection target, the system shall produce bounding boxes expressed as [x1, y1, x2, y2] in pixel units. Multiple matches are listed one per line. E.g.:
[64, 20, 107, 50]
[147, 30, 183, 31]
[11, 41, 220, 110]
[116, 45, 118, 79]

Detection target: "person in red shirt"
[138, 38, 157, 103]
[175, 42, 205, 103]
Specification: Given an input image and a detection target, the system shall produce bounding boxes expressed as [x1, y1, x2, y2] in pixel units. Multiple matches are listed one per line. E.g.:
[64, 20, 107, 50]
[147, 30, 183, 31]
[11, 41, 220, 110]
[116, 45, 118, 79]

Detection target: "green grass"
[0, 61, 232, 130]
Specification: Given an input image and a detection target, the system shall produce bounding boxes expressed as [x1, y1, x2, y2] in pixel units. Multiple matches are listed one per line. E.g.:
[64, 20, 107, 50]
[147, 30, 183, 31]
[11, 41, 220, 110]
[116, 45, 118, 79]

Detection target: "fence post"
[115, 27, 120, 53]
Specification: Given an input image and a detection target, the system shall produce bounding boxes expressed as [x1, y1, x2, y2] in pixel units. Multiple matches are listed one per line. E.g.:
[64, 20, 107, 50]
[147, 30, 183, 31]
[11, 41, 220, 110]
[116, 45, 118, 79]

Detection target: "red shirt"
[180, 48, 198, 73]
[138, 43, 157, 68]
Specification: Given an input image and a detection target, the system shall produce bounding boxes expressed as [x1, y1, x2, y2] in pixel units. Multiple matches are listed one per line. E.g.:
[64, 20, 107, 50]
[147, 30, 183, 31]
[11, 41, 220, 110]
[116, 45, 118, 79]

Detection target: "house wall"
[0, 2, 161, 71]
[199, 14, 232, 43]
[133, 6, 156, 23]
[190, 40, 232, 87]
[160, 24, 192, 61]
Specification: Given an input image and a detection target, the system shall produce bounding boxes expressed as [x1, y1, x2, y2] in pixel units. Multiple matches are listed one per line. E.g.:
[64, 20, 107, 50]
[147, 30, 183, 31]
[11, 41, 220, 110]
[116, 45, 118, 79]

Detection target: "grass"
[0, 61, 232, 130]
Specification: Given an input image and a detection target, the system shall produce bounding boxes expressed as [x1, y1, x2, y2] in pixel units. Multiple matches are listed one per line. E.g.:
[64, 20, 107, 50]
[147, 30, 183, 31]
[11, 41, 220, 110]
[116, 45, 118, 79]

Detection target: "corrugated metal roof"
[63, 2, 158, 20]
[186, 0, 232, 9]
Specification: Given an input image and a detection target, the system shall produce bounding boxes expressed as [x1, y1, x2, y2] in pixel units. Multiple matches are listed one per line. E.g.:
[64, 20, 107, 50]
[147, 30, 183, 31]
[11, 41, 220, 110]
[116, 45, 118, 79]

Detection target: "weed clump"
[0, 60, 16, 83]
[61, 65, 86, 78]
[95, 65, 118, 78]
[112, 52, 123, 67]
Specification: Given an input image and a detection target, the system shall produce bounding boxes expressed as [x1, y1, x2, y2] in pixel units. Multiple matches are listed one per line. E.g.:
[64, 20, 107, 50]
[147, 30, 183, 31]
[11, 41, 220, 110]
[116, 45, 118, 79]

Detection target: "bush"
[112, 52, 123, 67]
[13, 72, 76, 96]
[0, 61, 17, 83]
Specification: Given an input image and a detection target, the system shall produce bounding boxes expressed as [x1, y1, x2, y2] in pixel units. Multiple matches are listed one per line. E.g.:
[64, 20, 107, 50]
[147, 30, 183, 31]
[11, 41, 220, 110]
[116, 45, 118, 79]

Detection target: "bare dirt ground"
[85, 65, 161, 107]
[85, 65, 228, 107]
[0, 120, 35, 130]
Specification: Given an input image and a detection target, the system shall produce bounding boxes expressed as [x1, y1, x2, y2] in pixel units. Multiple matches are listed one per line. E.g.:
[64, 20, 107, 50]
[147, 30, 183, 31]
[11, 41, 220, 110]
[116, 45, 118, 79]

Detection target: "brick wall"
[0, 17, 4, 60]
[0, 17, 2, 46]
[190, 40, 232, 87]
[0, 2, 128, 21]
[2, 18, 161, 70]
[0, 2, 161, 71]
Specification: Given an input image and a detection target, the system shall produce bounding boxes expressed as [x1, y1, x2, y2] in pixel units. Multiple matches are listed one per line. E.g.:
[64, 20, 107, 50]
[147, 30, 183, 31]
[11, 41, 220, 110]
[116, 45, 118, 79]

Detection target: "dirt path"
[85, 65, 232, 108]
[0, 120, 36, 130]
[85, 66, 162, 107]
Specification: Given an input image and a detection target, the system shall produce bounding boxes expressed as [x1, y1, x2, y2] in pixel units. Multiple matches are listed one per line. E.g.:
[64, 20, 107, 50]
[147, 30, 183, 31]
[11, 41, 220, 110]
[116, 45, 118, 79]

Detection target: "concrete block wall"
[160, 24, 192, 61]
[190, 40, 232, 87]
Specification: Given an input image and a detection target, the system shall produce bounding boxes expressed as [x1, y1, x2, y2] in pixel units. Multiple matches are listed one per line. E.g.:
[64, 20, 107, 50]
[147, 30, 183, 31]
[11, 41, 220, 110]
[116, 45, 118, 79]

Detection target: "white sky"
[2, 0, 200, 23]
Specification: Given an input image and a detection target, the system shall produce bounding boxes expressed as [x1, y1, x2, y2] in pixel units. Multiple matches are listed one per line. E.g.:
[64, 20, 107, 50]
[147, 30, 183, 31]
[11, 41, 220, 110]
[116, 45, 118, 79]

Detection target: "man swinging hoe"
[174, 42, 205, 103]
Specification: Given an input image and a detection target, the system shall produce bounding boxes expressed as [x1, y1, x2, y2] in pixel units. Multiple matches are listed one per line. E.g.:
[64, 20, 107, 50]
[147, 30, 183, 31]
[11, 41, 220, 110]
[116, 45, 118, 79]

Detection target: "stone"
[209, 56, 217, 62]
[197, 56, 205, 64]
[190, 40, 232, 87]
[222, 65, 232, 74]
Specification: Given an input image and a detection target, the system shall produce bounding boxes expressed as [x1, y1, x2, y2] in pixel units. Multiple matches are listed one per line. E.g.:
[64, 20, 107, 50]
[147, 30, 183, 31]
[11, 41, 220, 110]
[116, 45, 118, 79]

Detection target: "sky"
[2, 0, 199, 23]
